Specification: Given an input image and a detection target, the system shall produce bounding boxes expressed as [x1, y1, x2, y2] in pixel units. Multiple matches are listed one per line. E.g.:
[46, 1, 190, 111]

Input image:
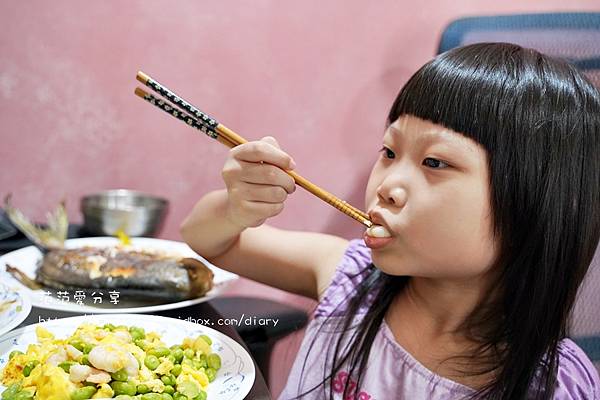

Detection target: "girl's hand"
[222, 136, 296, 229]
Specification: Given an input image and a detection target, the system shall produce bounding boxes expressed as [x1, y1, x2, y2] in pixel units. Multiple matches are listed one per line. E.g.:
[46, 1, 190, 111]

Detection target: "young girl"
[180, 43, 600, 399]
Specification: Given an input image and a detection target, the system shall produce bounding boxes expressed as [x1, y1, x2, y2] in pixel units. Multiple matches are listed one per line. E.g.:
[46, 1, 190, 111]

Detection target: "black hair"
[293, 43, 600, 399]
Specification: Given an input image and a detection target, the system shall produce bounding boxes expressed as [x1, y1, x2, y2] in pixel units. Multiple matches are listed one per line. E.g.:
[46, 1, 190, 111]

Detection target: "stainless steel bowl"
[81, 190, 168, 237]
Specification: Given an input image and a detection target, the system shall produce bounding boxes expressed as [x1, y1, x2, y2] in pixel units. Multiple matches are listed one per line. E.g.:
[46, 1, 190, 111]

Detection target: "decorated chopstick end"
[134, 87, 150, 99]
[137, 71, 150, 84]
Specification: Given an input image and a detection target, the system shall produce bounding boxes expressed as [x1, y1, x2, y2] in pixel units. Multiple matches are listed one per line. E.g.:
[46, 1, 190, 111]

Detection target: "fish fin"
[181, 257, 214, 297]
[46, 199, 68, 244]
[3, 194, 67, 250]
[5, 263, 43, 290]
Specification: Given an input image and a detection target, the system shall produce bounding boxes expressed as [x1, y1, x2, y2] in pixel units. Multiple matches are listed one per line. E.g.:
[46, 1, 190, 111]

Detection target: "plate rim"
[0, 237, 239, 314]
[0, 313, 256, 399]
[0, 284, 32, 337]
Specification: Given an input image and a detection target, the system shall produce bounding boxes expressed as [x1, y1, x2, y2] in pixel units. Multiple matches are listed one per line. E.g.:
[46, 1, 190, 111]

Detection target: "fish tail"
[5, 263, 43, 290]
[3, 194, 67, 250]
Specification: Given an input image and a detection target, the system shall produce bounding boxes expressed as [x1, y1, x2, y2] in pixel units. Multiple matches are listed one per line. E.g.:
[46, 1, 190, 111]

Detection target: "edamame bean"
[205, 367, 217, 382]
[14, 390, 34, 400]
[163, 374, 176, 386]
[70, 385, 97, 400]
[183, 348, 194, 359]
[130, 330, 144, 341]
[141, 393, 162, 400]
[166, 355, 176, 364]
[170, 364, 182, 377]
[22, 360, 39, 377]
[114, 396, 134, 400]
[69, 339, 85, 352]
[172, 394, 187, 400]
[199, 335, 212, 346]
[160, 393, 173, 400]
[136, 384, 150, 394]
[148, 347, 170, 358]
[110, 368, 129, 382]
[129, 326, 145, 334]
[207, 353, 221, 370]
[134, 339, 148, 350]
[195, 354, 207, 369]
[58, 361, 75, 373]
[144, 355, 160, 370]
[82, 343, 94, 354]
[79, 355, 91, 366]
[163, 385, 175, 395]
[171, 348, 184, 363]
[110, 381, 137, 396]
[129, 326, 145, 341]
[1, 383, 21, 399]
[8, 350, 24, 360]
[103, 323, 116, 331]
[194, 390, 207, 400]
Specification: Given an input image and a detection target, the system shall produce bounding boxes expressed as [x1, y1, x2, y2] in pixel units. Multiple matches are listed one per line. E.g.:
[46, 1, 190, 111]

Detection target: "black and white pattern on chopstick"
[142, 92, 219, 139]
[145, 78, 219, 130]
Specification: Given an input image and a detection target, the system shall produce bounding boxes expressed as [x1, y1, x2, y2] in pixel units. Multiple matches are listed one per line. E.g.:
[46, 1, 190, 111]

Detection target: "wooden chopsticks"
[134, 71, 373, 228]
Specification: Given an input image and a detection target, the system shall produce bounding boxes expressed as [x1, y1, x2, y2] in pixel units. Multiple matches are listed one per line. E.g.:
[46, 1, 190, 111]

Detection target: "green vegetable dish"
[1, 323, 221, 400]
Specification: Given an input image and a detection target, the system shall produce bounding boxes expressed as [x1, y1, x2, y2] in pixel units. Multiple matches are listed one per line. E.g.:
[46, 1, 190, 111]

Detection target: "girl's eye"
[379, 146, 395, 159]
[422, 157, 449, 169]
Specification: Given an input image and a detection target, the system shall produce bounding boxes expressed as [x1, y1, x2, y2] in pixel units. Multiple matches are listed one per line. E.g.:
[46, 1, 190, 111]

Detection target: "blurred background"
[1, 1, 599, 396]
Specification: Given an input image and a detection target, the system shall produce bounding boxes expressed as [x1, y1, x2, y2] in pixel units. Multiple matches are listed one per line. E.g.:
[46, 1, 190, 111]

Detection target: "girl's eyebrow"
[389, 126, 476, 153]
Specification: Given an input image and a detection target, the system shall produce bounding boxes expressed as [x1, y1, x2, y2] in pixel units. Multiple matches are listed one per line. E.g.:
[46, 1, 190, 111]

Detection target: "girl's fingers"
[238, 161, 296, 194]
[232, 182, 289, 204]
[260, 136, 281, 149]
[230, 139, 296, 171]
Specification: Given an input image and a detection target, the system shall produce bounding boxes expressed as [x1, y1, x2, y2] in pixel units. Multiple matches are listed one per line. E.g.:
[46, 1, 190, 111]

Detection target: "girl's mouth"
[364, 225, 393, 249]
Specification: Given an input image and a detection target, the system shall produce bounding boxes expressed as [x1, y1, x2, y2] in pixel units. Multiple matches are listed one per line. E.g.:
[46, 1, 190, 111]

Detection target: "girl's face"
[364, 115, 498, 279]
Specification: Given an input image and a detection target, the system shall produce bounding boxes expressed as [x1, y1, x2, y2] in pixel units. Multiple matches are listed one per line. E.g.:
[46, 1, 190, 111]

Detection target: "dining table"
[1, 221, 275, 399]
[12, 302, 272, 399]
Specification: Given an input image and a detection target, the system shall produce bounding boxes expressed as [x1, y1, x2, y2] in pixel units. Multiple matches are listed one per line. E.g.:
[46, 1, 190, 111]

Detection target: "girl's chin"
[371, 253, 416, 277]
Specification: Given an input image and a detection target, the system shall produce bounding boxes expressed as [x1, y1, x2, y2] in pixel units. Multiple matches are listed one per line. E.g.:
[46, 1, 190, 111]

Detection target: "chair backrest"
[438, 13, 600, 88]
[437, 12, 600, 368]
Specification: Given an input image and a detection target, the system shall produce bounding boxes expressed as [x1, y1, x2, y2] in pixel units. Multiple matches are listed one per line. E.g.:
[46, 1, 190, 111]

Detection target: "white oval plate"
[0, 282, 32, 337]
[0, 238, 238, 314]
[0, 314, 255, 400]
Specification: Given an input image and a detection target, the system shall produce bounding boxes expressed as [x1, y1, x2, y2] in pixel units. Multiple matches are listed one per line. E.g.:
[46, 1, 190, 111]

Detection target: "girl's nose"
[377, 184, 407, 208]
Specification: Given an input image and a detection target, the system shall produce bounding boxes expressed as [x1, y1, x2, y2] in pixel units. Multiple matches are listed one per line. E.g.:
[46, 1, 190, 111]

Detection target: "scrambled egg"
[1, 323, 220, 399]
[24, 364, 75, 400]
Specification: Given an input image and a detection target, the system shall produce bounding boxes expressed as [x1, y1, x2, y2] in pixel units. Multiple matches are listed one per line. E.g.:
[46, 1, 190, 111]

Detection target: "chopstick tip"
[134, 87, 148, 98]
[136, 71, 150, 84]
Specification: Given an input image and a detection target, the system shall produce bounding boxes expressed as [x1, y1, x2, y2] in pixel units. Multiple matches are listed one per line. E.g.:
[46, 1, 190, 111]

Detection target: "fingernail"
[289, 159, 297, 169]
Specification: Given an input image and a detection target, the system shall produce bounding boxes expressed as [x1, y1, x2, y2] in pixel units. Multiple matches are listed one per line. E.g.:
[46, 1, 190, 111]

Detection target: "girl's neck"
[400, 275, 494, 335]
[384, 275, 500, 388]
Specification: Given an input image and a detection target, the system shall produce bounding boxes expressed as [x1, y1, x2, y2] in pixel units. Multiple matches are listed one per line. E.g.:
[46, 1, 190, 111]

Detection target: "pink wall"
[2, 1, 599, 396]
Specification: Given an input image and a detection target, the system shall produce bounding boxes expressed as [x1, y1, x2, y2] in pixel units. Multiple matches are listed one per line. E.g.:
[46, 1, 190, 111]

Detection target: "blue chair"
[438, 13, 600, 89]
[437, 12, 600, 367]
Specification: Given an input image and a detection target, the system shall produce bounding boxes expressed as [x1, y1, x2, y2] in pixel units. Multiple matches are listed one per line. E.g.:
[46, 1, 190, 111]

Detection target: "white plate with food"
[0, 237, 238, 314]
[0, 314, 255, 400]
[0, 282, 32, 337]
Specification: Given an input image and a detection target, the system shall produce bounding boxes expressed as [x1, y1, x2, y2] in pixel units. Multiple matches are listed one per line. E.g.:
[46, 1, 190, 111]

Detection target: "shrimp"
[87, 344, 138, 376]
[65, 344, 83, 360]
[46, 345, 67, 366]
[112, 330, 132, 343]
[69, 365, 92, 383]
[86, 368, 111, 384]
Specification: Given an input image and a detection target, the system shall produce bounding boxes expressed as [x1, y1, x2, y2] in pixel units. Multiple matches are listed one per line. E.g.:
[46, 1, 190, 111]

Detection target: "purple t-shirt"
[278, 239, 600, 400]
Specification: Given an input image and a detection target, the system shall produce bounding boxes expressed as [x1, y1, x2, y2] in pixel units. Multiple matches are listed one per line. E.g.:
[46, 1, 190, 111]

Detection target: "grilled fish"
[3, 196, 214, 301]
